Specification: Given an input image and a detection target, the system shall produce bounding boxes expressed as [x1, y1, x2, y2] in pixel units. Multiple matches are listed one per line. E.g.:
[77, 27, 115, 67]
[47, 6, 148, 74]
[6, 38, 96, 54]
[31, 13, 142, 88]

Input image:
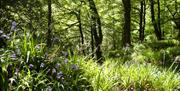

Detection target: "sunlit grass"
[79, 58, 180, 91]
[1, 32, 180, 91]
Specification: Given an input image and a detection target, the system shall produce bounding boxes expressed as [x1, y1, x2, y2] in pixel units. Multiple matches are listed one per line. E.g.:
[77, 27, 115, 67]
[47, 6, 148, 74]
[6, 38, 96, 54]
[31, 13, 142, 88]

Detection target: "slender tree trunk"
[143, 1, 146, 41]
[76, 10, 85, 56]
[139, 0, 144, 42]
[88, 0, 103, 63]
[47, 0, 52, 47]
[176, 21, 180, 39]
[139, 0, 146, 42]
[150, 0, 162, 40]
[122, 0, 131, 46]
[157, 0, 162, 38]
[91, 21, 94, 58]
[143, 0, 146, 39]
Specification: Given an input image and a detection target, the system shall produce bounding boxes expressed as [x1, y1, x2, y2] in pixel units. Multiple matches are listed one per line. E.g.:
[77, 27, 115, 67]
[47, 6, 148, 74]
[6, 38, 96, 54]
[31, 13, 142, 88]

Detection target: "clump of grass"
[0, 29, 91, 90]
[79, 58, 180, 91]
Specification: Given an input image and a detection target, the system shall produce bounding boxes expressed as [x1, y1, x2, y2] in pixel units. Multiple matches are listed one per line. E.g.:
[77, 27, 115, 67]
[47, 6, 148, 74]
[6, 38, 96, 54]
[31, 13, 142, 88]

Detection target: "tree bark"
[175, 21, 180, 39]
[76, 10, 85, 56]
[139, 0, 146, 42]
[88, 0, 103, 63]
[122, 0, 131, 46]
[47, 0, 52, 47]
[139, 0, 144, 42]
[157, 0, 162, 38]
[150, 0, 162, 40]
[143, 0, 146, 39]
[91, 20, 95, 58]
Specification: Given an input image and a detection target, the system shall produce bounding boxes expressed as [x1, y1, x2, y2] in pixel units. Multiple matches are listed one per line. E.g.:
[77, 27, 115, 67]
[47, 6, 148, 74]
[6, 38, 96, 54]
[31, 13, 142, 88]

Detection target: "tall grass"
[79, 58, 180, 91]
[1, 29, 180, 91]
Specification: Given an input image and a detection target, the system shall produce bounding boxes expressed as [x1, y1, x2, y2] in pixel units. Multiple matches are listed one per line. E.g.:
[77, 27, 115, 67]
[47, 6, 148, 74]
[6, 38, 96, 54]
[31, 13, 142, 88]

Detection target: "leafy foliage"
[1, 0, 180, 90]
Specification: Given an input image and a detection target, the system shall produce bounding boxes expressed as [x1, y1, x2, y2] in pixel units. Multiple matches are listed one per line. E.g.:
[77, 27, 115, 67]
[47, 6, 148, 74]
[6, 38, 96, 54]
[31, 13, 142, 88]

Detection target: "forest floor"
[1, 40, 180, 91]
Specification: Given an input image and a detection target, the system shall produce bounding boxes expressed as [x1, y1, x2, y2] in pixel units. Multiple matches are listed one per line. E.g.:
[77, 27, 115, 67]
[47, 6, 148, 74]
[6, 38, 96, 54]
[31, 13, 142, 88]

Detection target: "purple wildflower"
[29, 64, 34, 69]
[52, 68, 56, 74]
[56, 71, 63, 79]
[71, 64, 78, 70]
[11, 21, 17, 31]
[55, 63, 60, 68]
[46, 69, 51, 74]
[1, 34, 9, 39]
[10, 54, 17, 60]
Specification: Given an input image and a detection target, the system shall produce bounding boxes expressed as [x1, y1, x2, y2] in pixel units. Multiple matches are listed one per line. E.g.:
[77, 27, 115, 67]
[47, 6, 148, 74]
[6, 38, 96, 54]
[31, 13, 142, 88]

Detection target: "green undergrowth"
[1, 32, 180, 91]
[79, 58, 180, 91]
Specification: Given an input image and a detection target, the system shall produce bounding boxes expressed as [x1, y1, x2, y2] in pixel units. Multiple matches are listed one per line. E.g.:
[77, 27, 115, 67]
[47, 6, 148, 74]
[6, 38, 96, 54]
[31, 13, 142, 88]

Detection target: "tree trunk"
[143, 0, 146, 41]
[176, 21, 180, 39]
[150, 0, 162, 40]
[139, 0, 144, 42]
[47, 0, 52, 47]
[90, 22, 95, 58]
[157, 0, 162, 38]
[139, 0, 146, 42]
[88, 0, 103, 63]
[76, 10, 85, 56]
[122, 0, 131, 47]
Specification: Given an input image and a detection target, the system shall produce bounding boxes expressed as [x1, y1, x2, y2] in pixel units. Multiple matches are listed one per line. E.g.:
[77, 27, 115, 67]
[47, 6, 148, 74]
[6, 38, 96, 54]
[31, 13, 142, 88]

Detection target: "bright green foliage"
[1, 0, 180, 90]
[80, 59, 180, 91]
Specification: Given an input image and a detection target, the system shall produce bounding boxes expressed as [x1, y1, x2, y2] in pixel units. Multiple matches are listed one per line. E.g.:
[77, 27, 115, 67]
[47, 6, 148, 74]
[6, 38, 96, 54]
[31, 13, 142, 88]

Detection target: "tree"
[166, 0, 180, 39]
[47, 0, 52, 47]
[139, 0, 146, 42]
[150, 0, 162, 40]
[75, 9, 85, 56]
[88, 0, 103, 62]
[91, 24, 95, 58]
[122, 0, 131, 46]
[157, 0, 162, 38]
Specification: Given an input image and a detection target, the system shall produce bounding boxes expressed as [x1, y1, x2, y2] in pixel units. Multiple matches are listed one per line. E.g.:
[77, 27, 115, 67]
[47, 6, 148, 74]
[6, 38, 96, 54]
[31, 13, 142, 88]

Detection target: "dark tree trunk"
[76, 10, 85, 56]
[139, 0, 146, 42]
[150, 0, 162, 40]
[157, 0, 162, 38]
[139, 0, 144, 42]
[122, 0, 131, 47]
[47, 0, 52, 47]
[176, 21, 180, 39]
[91, 24, 94, 58]
[88, 0, 103, 63]
[143, 0, 146, 37]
